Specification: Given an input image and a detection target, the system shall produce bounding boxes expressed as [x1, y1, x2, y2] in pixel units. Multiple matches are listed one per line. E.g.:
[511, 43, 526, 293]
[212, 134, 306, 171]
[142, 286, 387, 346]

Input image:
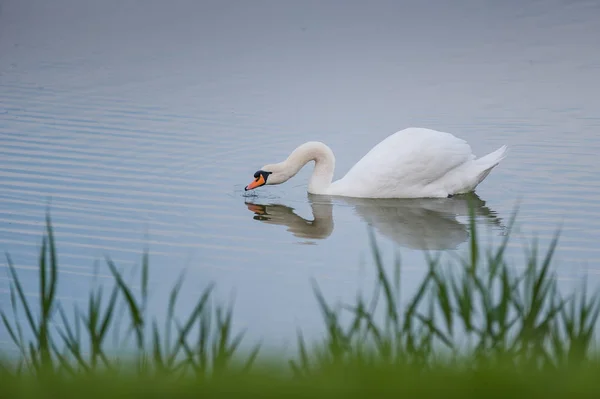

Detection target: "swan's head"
[245, 164, 288, 191]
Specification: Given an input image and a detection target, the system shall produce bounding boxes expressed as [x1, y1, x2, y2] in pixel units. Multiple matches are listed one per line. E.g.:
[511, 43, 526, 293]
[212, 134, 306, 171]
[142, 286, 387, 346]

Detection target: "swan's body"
[245, 127, 508, 199]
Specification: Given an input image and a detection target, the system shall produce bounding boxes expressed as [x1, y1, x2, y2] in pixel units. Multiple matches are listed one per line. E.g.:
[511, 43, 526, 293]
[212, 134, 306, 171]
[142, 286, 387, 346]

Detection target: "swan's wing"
[335, 128, 474, 196]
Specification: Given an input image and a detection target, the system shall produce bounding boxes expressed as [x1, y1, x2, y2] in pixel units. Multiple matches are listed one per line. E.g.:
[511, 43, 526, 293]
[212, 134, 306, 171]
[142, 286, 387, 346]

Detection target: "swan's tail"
[471, 145, 508, 186]
[476, 145, 509, 169]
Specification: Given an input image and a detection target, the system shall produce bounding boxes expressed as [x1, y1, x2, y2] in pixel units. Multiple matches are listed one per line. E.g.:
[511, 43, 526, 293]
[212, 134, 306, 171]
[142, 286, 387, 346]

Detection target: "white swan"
[245, 127, 508, 198]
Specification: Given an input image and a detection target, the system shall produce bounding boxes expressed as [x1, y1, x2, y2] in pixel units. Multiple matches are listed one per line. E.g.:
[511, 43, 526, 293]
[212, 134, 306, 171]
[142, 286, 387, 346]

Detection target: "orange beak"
[245, 174, 266, 191]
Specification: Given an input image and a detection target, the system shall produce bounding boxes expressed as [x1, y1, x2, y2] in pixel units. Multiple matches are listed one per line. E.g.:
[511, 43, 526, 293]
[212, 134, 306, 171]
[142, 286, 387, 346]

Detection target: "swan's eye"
[253, 170, 272, 180]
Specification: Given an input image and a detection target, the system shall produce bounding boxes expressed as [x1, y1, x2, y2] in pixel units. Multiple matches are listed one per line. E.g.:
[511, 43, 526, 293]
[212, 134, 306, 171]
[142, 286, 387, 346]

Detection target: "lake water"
[1, 0, 600, 352]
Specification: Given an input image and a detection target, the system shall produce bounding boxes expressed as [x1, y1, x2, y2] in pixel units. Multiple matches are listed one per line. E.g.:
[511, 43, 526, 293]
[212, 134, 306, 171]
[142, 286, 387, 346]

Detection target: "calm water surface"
[1, 0, 600, 351]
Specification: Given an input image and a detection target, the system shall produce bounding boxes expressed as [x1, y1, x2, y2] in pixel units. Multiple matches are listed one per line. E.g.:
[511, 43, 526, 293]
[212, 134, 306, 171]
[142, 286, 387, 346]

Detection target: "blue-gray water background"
[1, 0, 600, 352]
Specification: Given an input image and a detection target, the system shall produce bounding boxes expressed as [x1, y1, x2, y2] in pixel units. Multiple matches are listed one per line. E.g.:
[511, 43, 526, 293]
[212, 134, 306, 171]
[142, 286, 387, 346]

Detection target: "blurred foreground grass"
[2, 202, 600, 397]
[4, 361, 600, 398]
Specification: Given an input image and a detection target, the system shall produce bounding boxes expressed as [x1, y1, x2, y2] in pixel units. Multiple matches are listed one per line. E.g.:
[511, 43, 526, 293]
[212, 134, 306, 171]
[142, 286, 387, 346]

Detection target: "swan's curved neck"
[282, 142, 335, 194]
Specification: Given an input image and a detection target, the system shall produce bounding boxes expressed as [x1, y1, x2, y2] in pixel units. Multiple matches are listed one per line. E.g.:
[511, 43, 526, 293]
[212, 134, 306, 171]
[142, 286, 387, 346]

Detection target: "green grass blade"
[5, 254, 39, 340]
[106, 257, 144, 348]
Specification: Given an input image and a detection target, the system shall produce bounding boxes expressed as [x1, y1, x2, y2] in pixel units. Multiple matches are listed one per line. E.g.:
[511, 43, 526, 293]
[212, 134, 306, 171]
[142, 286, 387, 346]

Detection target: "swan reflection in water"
[245, 193, 503, 250]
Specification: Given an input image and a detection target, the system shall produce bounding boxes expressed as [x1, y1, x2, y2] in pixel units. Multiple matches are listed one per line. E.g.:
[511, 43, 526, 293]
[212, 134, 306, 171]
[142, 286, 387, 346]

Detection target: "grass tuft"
[1, 203, 600, 396]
